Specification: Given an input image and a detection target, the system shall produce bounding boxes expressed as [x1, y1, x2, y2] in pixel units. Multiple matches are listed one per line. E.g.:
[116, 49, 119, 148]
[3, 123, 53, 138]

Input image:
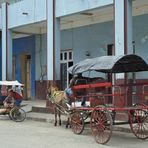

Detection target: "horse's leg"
[58, 109, 61, 126]
[54, 106, 57, 126]
[66, 116, 70, 128]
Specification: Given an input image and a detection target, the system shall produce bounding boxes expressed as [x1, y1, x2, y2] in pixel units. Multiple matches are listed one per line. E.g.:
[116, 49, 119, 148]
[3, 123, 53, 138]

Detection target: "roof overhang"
[9, 0, 148, 38]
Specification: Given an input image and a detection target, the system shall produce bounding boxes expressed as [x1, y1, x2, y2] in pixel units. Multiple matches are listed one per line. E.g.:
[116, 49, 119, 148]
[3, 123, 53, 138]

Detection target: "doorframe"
[20, 54, 31, 100]
[60, 49, 73, 89]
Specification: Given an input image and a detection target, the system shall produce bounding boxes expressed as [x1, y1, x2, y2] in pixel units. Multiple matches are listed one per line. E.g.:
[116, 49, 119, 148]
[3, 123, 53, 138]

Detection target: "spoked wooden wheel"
[90, 108, 113, 144]
[10, 108, 26, 122]
[129, 106, 148, 140]
[71, 112, 84, 134]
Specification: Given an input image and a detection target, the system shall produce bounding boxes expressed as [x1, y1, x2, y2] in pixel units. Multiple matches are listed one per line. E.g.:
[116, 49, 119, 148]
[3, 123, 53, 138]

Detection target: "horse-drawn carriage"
[0, 80, 26, 122]
[49, 54, 148, 144]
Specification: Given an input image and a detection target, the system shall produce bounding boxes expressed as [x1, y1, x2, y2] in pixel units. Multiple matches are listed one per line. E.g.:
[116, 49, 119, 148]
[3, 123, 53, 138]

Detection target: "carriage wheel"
[80, 110, 90, 120]
[71, 112, 84, 134]
[90, 108, 113, 144]
[10, 108, 26, 122]
[129, 106, 148, 140]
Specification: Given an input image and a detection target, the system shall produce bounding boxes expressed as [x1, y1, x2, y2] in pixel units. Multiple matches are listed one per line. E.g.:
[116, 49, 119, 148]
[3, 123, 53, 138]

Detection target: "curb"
[26, 112, 132, 133]
[113, 126, 131, 133]
[26, 116, 47, 123]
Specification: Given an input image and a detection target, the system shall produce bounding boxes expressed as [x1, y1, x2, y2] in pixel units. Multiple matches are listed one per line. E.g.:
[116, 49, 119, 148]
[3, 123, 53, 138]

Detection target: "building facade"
[0, 0, 148, 103]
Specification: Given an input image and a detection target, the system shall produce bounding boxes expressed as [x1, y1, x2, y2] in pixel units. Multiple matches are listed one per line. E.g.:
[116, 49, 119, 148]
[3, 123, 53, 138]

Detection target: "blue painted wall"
[0, 32, 2, 80]
[133, 14, 148, 79]
[0, 35, 35, 99]
[61, 21, 114, 78]
[61, 14, 148, 78]
[13, 35, 35, 99]
[61, 21, 114, 62]
[1, 14, 148, 99]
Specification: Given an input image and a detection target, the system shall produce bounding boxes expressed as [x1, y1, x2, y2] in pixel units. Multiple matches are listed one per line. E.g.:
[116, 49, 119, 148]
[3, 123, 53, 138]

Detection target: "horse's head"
[47, 83, 59, 96]
[50, 85, 59, 95]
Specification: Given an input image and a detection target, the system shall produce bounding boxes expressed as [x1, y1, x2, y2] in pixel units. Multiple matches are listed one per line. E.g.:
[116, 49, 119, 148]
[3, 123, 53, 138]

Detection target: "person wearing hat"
[3, 89, 23, 108]
[3, 89, 14, 108]
[64, 75, 78, 108]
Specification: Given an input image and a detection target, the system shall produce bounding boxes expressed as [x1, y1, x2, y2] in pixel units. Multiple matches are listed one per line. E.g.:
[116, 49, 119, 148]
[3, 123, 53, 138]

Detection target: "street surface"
[0, 116, 147, 148]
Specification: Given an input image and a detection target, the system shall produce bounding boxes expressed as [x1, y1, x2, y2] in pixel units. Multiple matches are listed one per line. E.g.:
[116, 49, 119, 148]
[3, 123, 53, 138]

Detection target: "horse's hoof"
[66, 124, 70, 128]
[54, 123, 57, 126]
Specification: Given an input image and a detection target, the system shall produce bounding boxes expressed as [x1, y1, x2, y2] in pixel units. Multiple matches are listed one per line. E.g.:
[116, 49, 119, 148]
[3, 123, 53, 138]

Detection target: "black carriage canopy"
[67, 54, 148, 75]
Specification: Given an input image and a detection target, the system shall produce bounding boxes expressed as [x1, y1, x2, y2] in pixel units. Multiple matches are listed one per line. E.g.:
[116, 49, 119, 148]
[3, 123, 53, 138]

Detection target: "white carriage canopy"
[0, 80, 24, 86]
[68, 54, 148, 75]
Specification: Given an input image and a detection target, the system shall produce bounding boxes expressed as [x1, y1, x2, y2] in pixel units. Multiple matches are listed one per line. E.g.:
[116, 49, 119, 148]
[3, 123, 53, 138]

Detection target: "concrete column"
[114, 0, 133, 106]
[46, 0, 60, 81]
[47, 0, 53, 80]
[125, 0, 134, 106]
[2, 3, 13, 80]
[114, 0, 133, 79]
[2, 3, 7, 80]
[114, 0, 133, 55]
[55, 18, 61, 80]
[114, 0, 125, 56]
[7, 30, 13, 80]
[114, 0, 125, 79]
[125, 0, 133, 54]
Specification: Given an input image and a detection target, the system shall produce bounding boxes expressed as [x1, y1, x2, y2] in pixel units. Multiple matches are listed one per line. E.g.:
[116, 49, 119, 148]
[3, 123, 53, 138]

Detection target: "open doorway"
[20, 54, 31, 100]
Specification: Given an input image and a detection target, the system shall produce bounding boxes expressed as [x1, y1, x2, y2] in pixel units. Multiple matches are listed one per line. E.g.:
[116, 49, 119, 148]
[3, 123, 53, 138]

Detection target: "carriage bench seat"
[73, 82, 112, 90]
[72, 82, 112, 107]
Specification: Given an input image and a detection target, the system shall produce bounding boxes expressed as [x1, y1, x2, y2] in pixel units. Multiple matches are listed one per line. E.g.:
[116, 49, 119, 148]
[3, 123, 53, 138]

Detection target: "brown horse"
[47, 84, 70, 128]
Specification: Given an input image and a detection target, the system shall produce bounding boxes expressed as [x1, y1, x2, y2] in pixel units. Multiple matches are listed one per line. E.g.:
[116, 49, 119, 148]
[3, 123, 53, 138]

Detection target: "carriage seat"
[0, 96, 6, 106]
[75, 79, 87, 85]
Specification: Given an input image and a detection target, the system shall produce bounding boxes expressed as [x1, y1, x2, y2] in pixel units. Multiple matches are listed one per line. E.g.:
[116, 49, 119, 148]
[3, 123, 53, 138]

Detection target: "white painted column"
[114, 0, 133, 55]
[125, 0, 133, 54]
[55, 18, 61, 80]
[114, 0, 125, 56]
[47, 0, 54, 80]
[114, 0, 125, 79]
[2, 3, 7, 80]
[47, 0, 61, 81]
[114, 0, 133, 79]
[7, 30, 13, 80]
[114, 0, 133, 106]
[2, 3, 13, 80]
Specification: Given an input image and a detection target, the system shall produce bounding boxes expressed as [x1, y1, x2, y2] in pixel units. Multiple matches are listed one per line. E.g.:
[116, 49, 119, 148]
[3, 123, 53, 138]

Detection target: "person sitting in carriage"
[64, 75, 77, 108]
[0, 85, 8, 105]
[3, 89, 23, 109]
[64, 74, 86, 108]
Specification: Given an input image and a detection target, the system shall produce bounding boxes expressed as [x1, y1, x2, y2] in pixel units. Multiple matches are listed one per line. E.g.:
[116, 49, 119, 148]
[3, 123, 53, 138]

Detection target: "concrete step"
[32, 106, 54, 114]
[26, 111, 68, 124]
